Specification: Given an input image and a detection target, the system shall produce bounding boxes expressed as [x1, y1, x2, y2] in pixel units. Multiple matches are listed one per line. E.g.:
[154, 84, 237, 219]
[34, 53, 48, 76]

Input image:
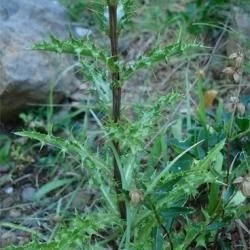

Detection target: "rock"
[227, 5, 250, 55]
[227, 5, 250, 94]
[233, 6, 250, 37]
[9, 208, 21, 217]
[0, 0, 78, 122]
[2, 196, 16, 208]
[74, 27, 92, 38]
[21, 186, 36, 202]
[4, 186, 14, 195]
[0, 231, 17, 248]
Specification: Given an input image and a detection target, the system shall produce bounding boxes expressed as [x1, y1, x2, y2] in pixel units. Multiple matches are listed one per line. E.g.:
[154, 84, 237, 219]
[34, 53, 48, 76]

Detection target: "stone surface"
[0, 0, 77, 122]
[0, 231, 17, 248]
[21, 186, 36, 202]
[9, 208, 21, 217]
[227, 5, 250, 55]
[74, 27, 92, 38]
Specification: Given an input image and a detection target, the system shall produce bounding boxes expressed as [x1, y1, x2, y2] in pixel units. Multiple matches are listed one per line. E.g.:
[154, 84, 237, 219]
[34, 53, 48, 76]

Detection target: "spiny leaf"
[137, 140, 226, 226]
[33, 35, 118, 71]
[15, 131, 108, 171]
[35, 178, 76, 200]
[120, 0, 136, 27]
[15, 131, 79, 153]
[5, 212, 120, 250]
[80, 61, 111, 104]
[157, 140, 226, 208]
[147, 139, 204, 193]
[124, 41, 203, 79]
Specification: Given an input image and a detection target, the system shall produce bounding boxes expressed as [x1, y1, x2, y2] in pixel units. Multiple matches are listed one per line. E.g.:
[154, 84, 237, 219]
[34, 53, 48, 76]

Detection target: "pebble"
[9, 209, 21, 218]
[0, 232, 16, 247]
[2, 197, 15, 208]
[21, 187, 36, 202]
[4, 186, 14, 195]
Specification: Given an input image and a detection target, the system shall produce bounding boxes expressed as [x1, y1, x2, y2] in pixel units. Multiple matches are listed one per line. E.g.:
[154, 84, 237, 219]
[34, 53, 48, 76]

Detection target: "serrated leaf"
[147, 139, 204, 193]
[138, 140, 226, 227]
[80, 61, 111, 103]
[120, 0, 135, 27]
[15, 131, 79, 153]
[124, 41, 202, 79]
[33, 35, 118, 71]
[15, 131, 108, 171]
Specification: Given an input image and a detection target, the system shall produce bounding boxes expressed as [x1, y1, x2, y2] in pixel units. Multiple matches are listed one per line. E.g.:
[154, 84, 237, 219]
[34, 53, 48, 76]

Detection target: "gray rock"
[2, 196, 16, 207]
[227, 5, 250, 55]
[4, 186, 14, 195]
[0, 0, 77, 122]
[233, 6, 250, 37]
[21, 186, 36, 202]
[74, 27, 92, 38]
[9, 208, 21, 217]
[0, 231, 17, 248]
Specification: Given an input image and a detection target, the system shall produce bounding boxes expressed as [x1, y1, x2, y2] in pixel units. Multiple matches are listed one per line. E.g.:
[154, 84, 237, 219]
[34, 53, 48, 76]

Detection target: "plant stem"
[151, 204, 173, 250]
[108, 1, 126, 220]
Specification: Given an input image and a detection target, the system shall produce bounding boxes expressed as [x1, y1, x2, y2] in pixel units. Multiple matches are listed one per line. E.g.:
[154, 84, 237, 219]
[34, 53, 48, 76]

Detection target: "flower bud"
[234, 175, 250, 198]
[129, 189, 144, 204]
[236, 102, 246, 116]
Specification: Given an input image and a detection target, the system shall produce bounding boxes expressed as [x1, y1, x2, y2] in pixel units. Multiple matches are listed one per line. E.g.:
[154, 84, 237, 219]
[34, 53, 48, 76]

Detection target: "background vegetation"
[1, 0, 249, 249]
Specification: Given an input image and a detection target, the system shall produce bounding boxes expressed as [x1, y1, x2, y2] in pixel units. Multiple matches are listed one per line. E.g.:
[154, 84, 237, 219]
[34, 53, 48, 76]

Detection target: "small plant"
[181, 0, 229, 35]
[9, 1, 249, 249]
[0, 135, 11, 165]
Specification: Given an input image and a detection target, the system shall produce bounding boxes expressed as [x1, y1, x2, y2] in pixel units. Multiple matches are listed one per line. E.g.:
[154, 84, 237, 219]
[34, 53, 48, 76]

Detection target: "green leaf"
[138, 139, 226, 229]
[182, 222, 205, 248]
[33, 35, 118, 71]
[0, 135, 11, 164]
[196, 233, 207, 248]
[207, 182, 221, 216]
[15, 131, 83, 159]
[15, 131, 108, 171]
[197, 139, 225, 171]
[124, 41, 203, 79]
[161, 207, 194, 219]
[171, 118, 183, 141]
[152, 227, 163, 250]
[235, 117, 250, 132]
[229, 191, 246, 205]
[35, 178, 75, 200]
[80, 61, 111, 104]
[149, 135, 162, 168]
[147, 139, 204, 193]
[0, 222, 46, 241]
[120, 0, 136, 27]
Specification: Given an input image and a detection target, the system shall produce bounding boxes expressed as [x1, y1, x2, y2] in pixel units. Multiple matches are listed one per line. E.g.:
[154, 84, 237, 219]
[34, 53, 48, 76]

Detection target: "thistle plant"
[12, 1, 250, 249]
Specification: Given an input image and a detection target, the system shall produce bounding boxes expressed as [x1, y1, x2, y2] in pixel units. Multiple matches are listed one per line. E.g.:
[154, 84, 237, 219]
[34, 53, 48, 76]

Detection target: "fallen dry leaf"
[204, 89, 218, 108]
